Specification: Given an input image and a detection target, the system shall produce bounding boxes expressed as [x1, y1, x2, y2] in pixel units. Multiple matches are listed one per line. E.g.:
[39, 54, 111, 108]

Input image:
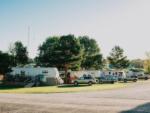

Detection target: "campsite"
[1, 0, 150, 113]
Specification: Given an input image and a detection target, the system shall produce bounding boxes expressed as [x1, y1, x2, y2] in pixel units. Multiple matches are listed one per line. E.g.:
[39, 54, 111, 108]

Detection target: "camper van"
[9, 67, 63, 86]
[127, 69, 149, 80]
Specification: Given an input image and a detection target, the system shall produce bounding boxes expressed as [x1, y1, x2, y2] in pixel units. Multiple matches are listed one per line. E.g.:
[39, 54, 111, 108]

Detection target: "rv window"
[42, 70, 48, 73]
[83, 74, 86, 77]
[21, 71, 25, 75]
[119, 72, 123, 76]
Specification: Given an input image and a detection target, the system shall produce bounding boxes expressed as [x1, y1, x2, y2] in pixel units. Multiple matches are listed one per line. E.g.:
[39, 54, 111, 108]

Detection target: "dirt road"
[0, 82, 150, 113]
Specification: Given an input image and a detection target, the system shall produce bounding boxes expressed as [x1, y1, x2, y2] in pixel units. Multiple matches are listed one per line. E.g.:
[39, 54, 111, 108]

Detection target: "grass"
[0, 80, 149, 94]
[0, 83, 129, 94]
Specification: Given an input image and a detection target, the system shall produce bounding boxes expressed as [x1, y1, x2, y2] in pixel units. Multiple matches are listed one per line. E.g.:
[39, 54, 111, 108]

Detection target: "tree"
[36, 36, 60, 66]
[9, 41, 29, 66]
[36, 35, 83, 82]
[107, 46, 129, 69]
[82, 54, 104, 70]
[144, 52, 150, 74]
[0, 51, 13, 74]
[79, 36, 104, 69]
[130, 59, 144, 69]
[8, 43, 16, 66]
[58, 35, 83, 75]
[79, 36, 100, 56]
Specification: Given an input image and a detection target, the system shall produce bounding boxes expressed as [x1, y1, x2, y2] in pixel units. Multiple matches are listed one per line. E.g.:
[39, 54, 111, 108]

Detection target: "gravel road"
[0, 82, 150, 113]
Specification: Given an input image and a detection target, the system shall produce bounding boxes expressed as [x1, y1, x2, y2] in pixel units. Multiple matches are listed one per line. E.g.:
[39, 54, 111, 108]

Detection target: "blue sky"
[0, 0, 150, 59]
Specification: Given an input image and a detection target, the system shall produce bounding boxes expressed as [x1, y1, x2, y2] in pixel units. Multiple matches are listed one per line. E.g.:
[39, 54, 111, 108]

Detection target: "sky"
[0, 0, 150, 59]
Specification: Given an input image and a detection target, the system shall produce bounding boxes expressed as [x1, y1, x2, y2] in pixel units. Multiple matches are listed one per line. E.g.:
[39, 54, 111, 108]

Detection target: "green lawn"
[0, 83, 128, 94]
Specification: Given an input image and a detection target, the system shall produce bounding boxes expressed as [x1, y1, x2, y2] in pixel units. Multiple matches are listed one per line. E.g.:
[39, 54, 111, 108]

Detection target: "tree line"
[0, 34, 149, 75]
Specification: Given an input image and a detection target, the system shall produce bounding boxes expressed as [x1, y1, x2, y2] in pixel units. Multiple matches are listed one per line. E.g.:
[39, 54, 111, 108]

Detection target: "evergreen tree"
[107, 46, 129, 69]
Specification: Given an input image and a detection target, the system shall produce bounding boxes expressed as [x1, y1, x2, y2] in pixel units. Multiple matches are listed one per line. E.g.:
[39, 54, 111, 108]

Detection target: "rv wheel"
[99, 80, 103, 84]
[88, 81, 92, 86]
[74, 81, 78, 86]
[111, 81, 114, 84]
[124, 79, 127, 83]
[145, 77, 148, 80]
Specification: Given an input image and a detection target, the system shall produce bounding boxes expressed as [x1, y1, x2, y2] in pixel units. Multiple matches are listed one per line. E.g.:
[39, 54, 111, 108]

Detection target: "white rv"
[100, 70, 126, 80]
[127, 69, 144, 77]
[71, 70, 101, 78]
[9, 67, 63, 86]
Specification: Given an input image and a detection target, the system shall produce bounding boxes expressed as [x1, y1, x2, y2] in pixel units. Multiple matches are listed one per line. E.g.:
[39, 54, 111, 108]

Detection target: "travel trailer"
[9, 67, 63, 86]
[126, 69, 149, 80]
[100, 70, 126, 80]
[71, 70, 101, 78]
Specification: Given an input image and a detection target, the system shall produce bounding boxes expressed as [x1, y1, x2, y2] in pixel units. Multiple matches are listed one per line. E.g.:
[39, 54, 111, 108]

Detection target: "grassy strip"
[0, 83, 128, 94]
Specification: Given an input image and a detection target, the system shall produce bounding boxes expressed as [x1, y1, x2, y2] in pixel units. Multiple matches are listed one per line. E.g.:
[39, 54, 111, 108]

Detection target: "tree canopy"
[36, 35, 104, 70]
[36, 35, 83, 83]
[130, 59, 144, 69]
[9, 41, 29, 66]
[36, 36, 60, 66]
[0, 51, 13, 74]
[79, 36, 104, 69]
[36, 35, 83, 70]
[107, 46, 129, 69]
[144, 52, 150, 74]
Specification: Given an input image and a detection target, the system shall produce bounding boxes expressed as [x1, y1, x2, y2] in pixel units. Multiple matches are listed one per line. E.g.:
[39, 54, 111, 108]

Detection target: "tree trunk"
[64, 65, 68, 84]
[64, 64, 70, 84]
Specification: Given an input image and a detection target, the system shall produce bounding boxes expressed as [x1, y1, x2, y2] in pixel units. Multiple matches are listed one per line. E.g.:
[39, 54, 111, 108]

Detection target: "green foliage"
[58, 35, 83, 67]
[130, 59, 144, 69]
[36, 35, 83, 69]
[79, 36, 100, 56]
[144, 52, 150, 74]
[129, 68, 144, 72]
[0, 51, 13, 74]
[14, 41, 28, 65]
[36, 35, 83, 83]
[9, 41, 29, 66]
[36, 35, 104, 71]
[79, 36, 104, 69]
[107, 46, 129, 69]
[36, 36, 60, 66]
[81, 54, 104, 70]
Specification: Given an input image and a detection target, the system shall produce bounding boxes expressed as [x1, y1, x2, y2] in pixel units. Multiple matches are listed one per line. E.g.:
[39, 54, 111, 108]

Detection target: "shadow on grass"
[0, 84, 23, 90]
[58, 84, 90, 88]
[120, 102, 150, 113]
[118, 81, 136, 83]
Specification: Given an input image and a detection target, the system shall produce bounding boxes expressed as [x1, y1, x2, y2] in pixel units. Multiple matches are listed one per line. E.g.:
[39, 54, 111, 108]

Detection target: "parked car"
[98, 75, 118, 84]
[137, 74, 150, 80]
[73, 75, 97, 86]
[123, 75, 138, 83]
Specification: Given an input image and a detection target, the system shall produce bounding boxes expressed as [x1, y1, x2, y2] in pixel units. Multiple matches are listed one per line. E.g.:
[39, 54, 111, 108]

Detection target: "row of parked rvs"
[6, 66, 149, 87]
[68, 69, 149, 85]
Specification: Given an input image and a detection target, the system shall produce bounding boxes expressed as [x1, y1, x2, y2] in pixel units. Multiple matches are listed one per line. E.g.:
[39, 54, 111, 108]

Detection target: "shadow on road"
[58, 84, 90, 88]
[120, 102, 150, 113]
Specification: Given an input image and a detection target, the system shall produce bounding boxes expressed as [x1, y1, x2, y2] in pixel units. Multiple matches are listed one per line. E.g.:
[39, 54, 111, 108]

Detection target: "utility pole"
[27, 26, 30, 56]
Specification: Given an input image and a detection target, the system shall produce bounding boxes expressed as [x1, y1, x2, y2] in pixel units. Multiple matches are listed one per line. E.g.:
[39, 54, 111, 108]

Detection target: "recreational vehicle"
[8, 67, 63, 86]
[100, 70, 126, 80]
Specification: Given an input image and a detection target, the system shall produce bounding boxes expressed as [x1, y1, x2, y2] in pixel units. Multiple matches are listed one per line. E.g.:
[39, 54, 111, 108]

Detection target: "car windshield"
[82, 74, 93, 79]
[79, 77, 84, 80]
[100, 76, 105, 79]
